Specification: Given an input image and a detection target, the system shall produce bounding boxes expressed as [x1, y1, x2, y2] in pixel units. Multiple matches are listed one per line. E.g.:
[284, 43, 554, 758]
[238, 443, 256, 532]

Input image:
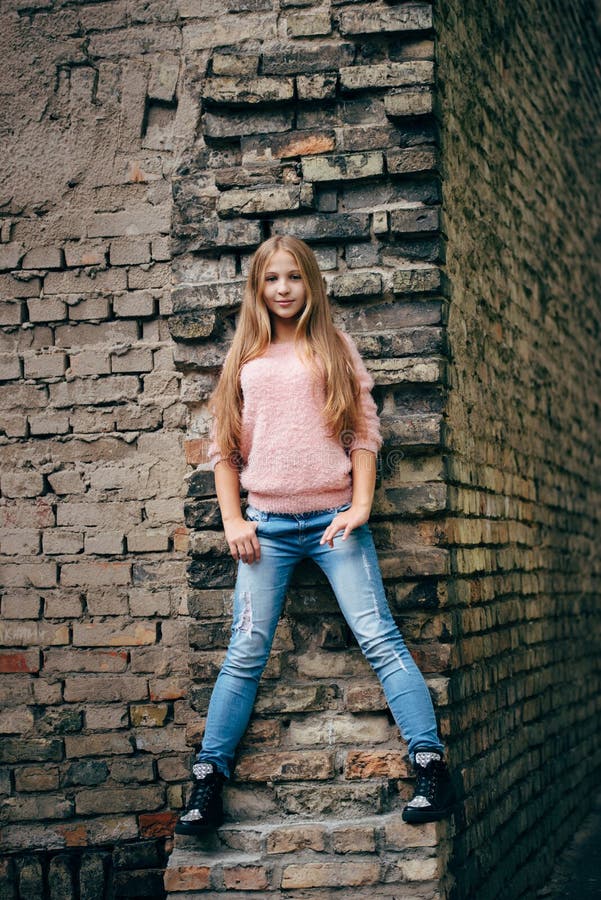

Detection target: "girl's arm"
[214, 460, 261, 564]
[319, 448, 376, 547]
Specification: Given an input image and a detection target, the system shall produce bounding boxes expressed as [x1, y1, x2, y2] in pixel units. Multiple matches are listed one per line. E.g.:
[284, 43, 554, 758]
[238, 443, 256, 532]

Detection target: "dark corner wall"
[435, 1, 601, 898]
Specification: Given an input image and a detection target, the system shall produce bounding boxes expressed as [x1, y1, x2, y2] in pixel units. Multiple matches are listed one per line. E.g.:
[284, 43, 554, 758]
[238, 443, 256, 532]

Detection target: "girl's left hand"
[319, 503, 370, 547]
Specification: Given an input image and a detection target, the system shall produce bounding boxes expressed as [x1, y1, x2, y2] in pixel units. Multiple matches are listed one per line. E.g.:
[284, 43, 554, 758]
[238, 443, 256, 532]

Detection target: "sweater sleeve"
[338, 331, 383, 455]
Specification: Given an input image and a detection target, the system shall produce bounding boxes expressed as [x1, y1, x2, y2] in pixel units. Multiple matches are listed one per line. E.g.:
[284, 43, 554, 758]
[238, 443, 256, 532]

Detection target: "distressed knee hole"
[234, 591, 253, 636]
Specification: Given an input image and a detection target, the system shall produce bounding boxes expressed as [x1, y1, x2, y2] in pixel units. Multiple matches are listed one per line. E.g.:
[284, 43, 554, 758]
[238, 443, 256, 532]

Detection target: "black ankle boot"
[402, 750, 456, 824]
[175, 762, 226, 835]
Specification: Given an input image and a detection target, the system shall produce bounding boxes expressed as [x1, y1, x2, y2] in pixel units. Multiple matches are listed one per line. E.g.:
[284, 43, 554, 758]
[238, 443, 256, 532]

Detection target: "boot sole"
[174, 814, 224, 836]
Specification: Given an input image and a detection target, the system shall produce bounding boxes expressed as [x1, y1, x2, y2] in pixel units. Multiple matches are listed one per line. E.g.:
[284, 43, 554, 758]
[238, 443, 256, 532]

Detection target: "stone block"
[201, 108, 294, 138]
[344, 750, 411, 779]
[41, 529, 83, 555]
[262, 41, 354, 74]
[0, 242, 25, 270]
[87, 204, 171, 238]
[223, 865, 269, 891]
[130, 703, 169, 727]
[296, 73, 337, 100]
[54, 320, 138, 348]
[0, 592, 41, 619]
[47, 470, 86, 495]
[385, 90, 433, 117]
[217, 185, 304, 218]
[241, 129, 336, 159]
[387, 146, 438, 174]
[234, 750, 334, 782]
[22, 246, 64, 269]
[75, 784, 164, 815]
[109, 239, 151, 265]
[287, 9, 331, 36]
[340, 60, 434, 90]
[84, 531, 125, 554]
[0, 652, 40, 675]
[0, 300, 23, 325]
[1, 472, 45, 498]
[44, 649, 128, 674]
[302, 151, 384, 181]
[60, 561, 132, 587]
[68, 348, 111, 376]
[113, 290, 156, 317]
[67, 295, 111, 321]
[0, 274, 40, 299]
[339, 4, 432, 35]
[49, 375, 140, 407]
[392, 266, 442, 294]
[126, 529, 170, 552]
[183, 13, 276, 49]
[44, 268, 126, 295]
[0, 354, 21, 380]
[14, 764, 60, 793]
[389, 207, 440, 234]
[23, 351, 67, 378]
[110, 347, 154, 373]
[63, 242, 107, 268]
[328, 271, 382, 299]
[272, 213, 370, 242]
[331, 825, 377, 856]
[282, 860, 381, 888]
[148, 53, 180, 101]
[29, 411, 71, 434]
[0, 528, 40, 555]
[72, 622, 156, 647]
[202, 76, 294, 105]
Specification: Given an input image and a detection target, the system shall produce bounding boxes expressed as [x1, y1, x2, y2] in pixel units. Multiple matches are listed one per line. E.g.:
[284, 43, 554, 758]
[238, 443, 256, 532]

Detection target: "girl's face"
[261, 249, 307, 326]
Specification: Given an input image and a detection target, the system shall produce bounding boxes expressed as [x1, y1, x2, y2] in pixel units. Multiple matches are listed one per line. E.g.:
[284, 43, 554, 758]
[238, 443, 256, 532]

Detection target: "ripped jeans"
[197, 503, 445, 778]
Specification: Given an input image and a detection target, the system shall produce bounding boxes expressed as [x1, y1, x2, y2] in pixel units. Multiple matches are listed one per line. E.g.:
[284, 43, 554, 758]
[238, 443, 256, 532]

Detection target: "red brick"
[0, 650, 40, 673]
[344, 750, 411, 780]
[223, 865, 269, 891]
[139, 811, 178, 838]
[164, 864, 210, 892]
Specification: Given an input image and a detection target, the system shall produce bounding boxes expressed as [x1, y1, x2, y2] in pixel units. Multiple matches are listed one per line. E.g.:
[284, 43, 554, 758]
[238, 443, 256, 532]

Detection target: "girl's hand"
[319, 503, 370, 548]
[223, 517, 261, 564]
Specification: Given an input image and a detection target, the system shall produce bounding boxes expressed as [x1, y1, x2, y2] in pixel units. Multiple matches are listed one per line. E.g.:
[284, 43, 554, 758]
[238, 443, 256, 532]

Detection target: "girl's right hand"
[223, 517, 261, 565]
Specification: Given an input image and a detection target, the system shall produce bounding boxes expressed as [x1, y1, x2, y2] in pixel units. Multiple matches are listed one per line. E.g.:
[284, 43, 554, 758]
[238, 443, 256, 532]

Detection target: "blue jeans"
[197, 503, 445, 778]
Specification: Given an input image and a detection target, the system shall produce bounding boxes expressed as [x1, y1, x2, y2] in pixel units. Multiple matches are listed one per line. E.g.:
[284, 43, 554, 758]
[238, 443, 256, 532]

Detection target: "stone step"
[165, 812, 454, 897]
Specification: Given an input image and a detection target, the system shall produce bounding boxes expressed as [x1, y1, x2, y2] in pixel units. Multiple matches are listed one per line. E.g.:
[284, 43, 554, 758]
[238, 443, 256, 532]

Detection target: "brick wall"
[0, 1, 192, 896]
[1, 0, 599, 897]
[168, 1, 455, 896]
[435, 1, 601, 898]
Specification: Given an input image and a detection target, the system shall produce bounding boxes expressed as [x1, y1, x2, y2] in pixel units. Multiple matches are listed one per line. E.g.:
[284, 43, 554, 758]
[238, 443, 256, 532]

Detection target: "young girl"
[176, 235, 455, 834]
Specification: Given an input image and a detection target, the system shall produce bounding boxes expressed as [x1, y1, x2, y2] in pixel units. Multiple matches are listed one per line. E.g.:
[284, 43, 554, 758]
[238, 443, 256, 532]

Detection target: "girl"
[176, 235, 455, 834]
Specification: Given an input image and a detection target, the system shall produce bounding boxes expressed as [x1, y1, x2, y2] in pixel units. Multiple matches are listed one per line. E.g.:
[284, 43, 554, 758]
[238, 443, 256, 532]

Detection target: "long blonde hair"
[209, 235, 363, 465]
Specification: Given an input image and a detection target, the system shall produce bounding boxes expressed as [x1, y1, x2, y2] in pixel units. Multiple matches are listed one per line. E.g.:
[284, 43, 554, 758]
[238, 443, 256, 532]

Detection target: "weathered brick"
[113, 290, 156, 317]
[29, 411, 71, 435]
[0, 241, 25, 270]
[340, 60, 434, 90]
[1, 472, 45, 498]
[339, 4, 432, 35]
[42, 529, 84, 555]
[49, 375, 140, 407]
[64, 731, 135, 757]
[0, 353, 22, 380]
[234, 750, 335, 782]
[22, 246, 64, 269]
[72, 622, 156, 647]
[60, 561, 132, 587]
[0, 528, 41, 555]
[0, 591, 42, 618]
[385, 89, 434, 117]
[302, 151, 384, 182]
[84, 531, 125, 555]
[110, 347, 154, 373]
[14, 765, 60, 792]
[266, 824, 326, 854]
[44, 649, 128, 673]
[109, 239, 151, 266]
[75, 784, 164, 815]
[130, 703, 169, 727]
[203, 75, 294, 105]
[282, 860, 381, 888]
[163, 863, 211, 893]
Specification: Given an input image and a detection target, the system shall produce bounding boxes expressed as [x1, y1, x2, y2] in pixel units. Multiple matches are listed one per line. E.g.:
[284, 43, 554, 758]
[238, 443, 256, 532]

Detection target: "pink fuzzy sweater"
[208, 331, 382, 513]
